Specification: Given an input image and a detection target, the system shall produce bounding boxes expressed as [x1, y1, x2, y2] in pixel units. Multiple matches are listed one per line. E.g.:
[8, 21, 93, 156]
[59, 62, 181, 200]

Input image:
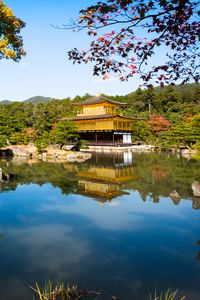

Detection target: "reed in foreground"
[30, 281, 101, 300]
[150, 289, 186, 300]
[31, 282, 186, 300]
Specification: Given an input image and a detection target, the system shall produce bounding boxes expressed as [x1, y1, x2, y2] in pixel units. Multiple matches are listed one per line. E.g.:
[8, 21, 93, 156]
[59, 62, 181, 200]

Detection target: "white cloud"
[8, 224, 89, 274]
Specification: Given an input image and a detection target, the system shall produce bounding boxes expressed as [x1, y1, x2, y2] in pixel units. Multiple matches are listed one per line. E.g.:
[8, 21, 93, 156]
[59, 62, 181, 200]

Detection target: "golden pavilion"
[67, 94, 142, 146]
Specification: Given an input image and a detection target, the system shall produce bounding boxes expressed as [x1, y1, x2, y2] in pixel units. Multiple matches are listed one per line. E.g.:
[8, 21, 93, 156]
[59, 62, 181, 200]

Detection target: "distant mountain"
[0, 100, 12, 104]
[0, 96, 54, 105]
[23, 96, 53, 104]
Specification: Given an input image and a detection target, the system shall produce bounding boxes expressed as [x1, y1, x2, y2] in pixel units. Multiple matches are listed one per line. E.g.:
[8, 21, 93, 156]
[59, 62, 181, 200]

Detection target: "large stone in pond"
[170, 190, 180, 199]
[170, 190, 180, 204]
[192, 181, 200, 198]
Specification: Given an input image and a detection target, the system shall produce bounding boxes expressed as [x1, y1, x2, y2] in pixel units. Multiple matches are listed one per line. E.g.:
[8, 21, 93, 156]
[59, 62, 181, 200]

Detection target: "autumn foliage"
[68, 0, 200, 85]
[148, 114, 171, 133]
[0, 0, 25, 61]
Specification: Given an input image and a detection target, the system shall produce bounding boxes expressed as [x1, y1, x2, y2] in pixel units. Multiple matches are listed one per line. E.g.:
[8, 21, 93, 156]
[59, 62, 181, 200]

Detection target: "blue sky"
[0, 0, 143, 101]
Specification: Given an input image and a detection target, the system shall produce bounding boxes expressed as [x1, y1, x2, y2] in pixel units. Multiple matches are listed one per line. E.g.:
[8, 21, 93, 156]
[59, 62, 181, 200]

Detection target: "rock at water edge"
[192, 181, 200, 198]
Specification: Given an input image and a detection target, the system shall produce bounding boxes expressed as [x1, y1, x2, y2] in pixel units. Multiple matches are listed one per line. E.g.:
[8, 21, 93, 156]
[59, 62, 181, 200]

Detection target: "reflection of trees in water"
[0, 152, 200, 207]
[152, 165, 170, 182]
[123, 153, 200, 206]
[87, 152, 200, 206]
[0, 160, 78, 195]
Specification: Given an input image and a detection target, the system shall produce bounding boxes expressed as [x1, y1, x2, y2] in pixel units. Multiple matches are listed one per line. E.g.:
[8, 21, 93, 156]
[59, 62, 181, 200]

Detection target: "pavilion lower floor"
[78, 131, 132, 146]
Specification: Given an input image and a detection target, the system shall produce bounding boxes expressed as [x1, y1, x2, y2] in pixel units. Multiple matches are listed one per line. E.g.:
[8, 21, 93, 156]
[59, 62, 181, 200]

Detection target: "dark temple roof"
[62, 114, 144, 121]
[74, 96, 126, 106]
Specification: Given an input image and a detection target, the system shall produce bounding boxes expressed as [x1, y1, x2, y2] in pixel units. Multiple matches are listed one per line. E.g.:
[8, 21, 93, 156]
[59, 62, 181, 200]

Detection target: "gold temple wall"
[75, 118, 134, 131]
[77, 102, 119, 117]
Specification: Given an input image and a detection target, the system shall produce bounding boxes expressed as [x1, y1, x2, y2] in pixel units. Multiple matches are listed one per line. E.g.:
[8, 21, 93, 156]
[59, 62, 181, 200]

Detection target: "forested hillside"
[0, 83, 200, 150]
[23, 96, 53, 104]
[112, 83, 200, 149]
[0, 96, 53, 104]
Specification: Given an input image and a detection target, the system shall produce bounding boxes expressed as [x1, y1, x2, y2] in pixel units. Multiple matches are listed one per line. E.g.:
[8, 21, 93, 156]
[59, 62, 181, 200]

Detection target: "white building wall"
[123, 133, 132, 144]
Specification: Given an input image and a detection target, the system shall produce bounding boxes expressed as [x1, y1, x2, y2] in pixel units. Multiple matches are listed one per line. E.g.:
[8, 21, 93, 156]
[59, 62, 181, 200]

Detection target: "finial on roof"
[96, 91, 101, 97]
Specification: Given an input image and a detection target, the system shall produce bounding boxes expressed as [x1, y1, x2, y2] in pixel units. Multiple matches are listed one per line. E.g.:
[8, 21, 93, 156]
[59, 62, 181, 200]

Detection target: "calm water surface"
[0, 152, 200, 300]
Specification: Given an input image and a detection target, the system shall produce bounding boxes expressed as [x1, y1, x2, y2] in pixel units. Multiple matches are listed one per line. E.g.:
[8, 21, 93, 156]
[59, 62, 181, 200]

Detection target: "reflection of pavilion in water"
[76, 151, 137, 202]
[76, 151, 200, 209]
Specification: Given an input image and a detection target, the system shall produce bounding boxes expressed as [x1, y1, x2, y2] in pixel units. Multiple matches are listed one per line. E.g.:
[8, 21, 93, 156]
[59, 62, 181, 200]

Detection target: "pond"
[0, 152, 200, 300]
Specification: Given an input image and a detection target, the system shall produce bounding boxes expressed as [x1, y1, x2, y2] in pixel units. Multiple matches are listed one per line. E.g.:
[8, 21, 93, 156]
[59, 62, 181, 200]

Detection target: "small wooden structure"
[65, 95, 142, 146]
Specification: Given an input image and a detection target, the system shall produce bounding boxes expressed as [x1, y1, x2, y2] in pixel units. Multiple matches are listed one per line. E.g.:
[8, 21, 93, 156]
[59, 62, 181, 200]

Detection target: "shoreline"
[0, 145, 92, 163]
[81, 144, 156, 152]
[0, 144, 199, 161]
[81, 144, 199, 157]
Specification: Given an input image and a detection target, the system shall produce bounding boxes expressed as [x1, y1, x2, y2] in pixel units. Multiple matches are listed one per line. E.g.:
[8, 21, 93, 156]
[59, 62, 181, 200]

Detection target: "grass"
[31, 282, 186, 300]
[150, 289, 186, 300]
[30, 281, 101, 300]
